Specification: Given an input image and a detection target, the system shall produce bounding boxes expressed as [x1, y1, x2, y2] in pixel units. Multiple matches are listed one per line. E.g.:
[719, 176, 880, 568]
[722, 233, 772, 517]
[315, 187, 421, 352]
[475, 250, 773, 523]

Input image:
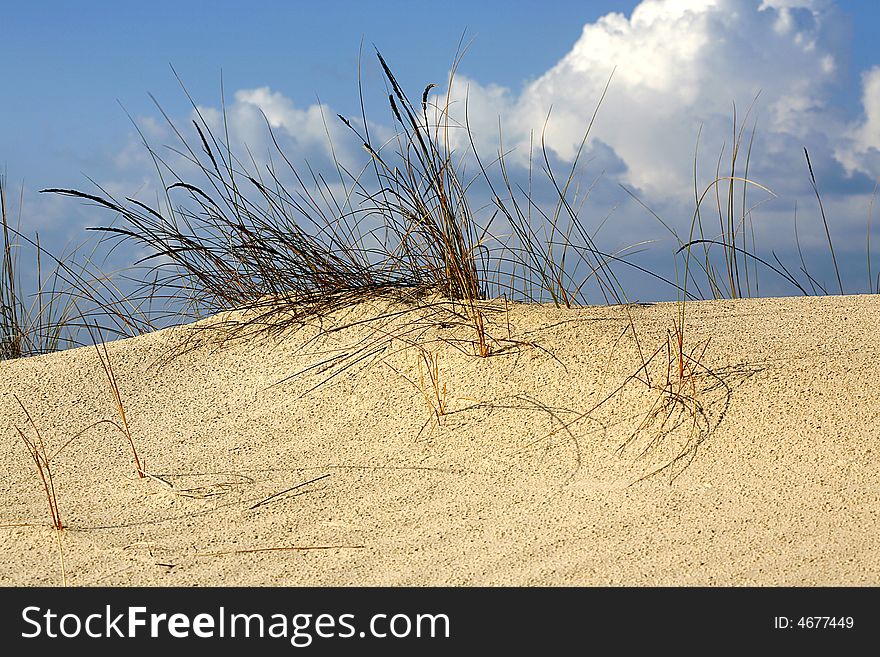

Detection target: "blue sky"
[2, 0, 880, 300]
[1, 1, 632, 181]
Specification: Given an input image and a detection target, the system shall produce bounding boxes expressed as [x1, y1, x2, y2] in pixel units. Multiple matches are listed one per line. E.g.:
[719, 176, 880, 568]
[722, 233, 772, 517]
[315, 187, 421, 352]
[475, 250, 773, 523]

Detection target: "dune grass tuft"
[14, 395, 64, 532]
[13, 394, 67, 584]
[1, 175, 79, 360]
[40, 49, 646, 361]
[2, 173, 161, 361]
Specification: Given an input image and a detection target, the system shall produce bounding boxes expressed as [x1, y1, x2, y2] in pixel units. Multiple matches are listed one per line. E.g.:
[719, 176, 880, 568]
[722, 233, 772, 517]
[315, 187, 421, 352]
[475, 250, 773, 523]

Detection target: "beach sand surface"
[1, 294, 878, 586]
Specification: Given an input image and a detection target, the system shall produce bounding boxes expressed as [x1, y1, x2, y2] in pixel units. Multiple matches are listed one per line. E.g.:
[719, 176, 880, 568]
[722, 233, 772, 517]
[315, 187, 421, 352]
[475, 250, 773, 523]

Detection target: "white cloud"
[192, 87, 359, 171]
[759, 0, 829, 10]
[110, 87, 377, 219]
[113, 115, 170, 173]
[836, 66, 880, 176]
[438, 0, 854, 200]
[112, 0, 872, 219]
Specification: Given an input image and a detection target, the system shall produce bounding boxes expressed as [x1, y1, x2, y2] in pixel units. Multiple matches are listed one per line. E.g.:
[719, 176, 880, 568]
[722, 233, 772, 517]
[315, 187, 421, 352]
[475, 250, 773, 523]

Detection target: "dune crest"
[2, 294, 878, 585]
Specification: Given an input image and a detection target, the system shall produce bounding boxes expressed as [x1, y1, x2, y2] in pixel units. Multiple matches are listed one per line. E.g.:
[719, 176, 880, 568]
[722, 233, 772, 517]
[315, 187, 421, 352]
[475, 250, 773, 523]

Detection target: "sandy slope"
[1, 294, 878, 586]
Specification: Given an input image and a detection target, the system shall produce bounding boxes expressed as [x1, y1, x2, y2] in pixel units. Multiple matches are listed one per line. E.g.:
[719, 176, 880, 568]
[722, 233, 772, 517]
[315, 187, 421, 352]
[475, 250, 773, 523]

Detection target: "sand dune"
[1, 294, 878, 585]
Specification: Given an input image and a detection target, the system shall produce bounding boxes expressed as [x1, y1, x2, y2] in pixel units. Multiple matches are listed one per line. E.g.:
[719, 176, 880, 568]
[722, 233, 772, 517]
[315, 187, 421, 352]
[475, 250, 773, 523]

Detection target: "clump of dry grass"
[42, 48, 650, 364]
[14, 395, 64, 532]
[1, 175, 78, 359]
[13, 42, 874, 365]
[2, 173, 159, 362]
[616, 322, 715, 482]
[13, 394, 67, 584]
[8, 355, 146, 582]
[600, 103, 795, 480]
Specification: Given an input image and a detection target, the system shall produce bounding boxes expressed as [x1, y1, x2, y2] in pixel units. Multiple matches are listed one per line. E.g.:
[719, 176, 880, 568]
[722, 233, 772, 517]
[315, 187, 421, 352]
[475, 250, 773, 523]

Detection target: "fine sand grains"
[1, 295, 878, 585]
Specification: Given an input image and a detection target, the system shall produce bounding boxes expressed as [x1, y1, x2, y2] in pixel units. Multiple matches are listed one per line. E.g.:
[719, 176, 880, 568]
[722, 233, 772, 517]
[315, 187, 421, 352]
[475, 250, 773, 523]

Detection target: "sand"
[1, 294, 878, 586]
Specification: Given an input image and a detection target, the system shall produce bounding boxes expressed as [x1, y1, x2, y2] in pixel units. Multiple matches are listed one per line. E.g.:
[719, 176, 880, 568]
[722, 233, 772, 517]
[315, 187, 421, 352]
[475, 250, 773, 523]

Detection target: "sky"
[2, 0, 880, 301]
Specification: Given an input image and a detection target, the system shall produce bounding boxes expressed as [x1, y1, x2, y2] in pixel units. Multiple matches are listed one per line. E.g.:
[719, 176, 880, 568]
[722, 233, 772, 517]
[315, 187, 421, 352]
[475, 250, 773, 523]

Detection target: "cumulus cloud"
[440, 0, 856, 199]
[116, 0, 875, 215]
[107, 85, 381, 230]
[836, 66, 880, 176]
[195, 87, 360, 171]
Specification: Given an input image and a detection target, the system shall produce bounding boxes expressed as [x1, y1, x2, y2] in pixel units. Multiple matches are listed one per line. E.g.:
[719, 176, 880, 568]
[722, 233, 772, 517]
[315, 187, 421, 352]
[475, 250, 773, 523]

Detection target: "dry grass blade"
[248, 473, 331, 510]
[422, 349, 448, 414]
[14, 394, 68, 585]
[869, 181, 879, 294]
[804, 148, 844, 295]
[87, 322, 144, 478]
[195, 544, 366, 557]
[15, 395, 63, 531]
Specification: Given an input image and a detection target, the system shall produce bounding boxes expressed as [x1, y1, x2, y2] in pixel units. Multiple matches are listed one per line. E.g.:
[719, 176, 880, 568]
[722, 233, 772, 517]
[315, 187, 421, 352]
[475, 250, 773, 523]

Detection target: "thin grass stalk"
[15, 395, 63, 531]
[87, 323, 144, 478]
[868, 181, 878, 294]
[804, 147, 843, 295]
